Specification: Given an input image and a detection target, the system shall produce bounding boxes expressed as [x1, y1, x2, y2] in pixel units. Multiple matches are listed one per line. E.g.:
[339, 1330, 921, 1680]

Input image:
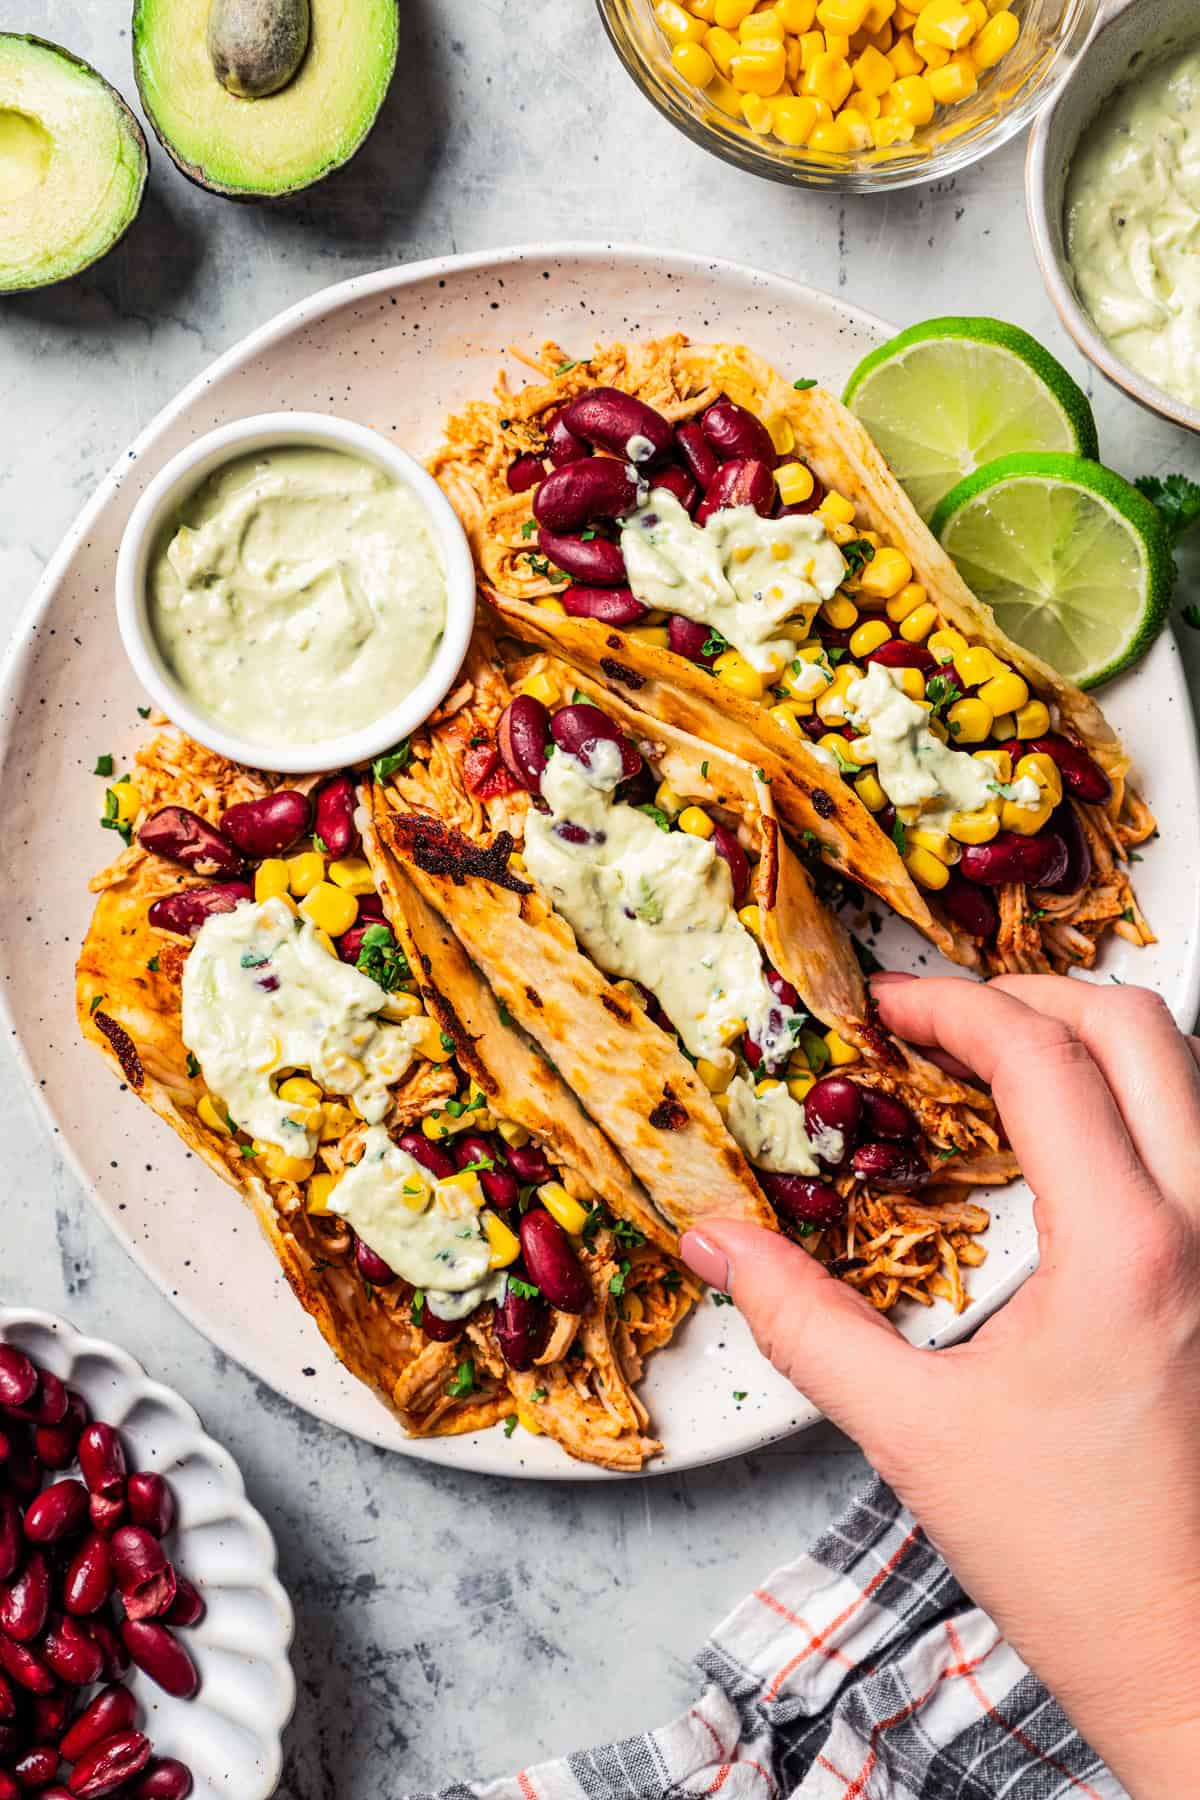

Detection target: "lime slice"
[843, 318, 1099, 521]
[931, 453, 1175, 688]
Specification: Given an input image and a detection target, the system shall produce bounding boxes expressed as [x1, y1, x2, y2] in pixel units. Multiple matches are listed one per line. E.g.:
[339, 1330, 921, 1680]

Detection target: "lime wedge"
[931, 453, 1175, 689]
[843, 318, 1099, 521]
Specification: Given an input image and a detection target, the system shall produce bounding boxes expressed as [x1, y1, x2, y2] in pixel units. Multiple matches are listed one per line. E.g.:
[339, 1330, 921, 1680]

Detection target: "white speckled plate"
[0, 1306, 294, 1795]
[3, 247, 1198, 1480]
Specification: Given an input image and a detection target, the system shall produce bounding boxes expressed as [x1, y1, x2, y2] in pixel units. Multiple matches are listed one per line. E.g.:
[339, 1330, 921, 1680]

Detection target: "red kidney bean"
[396, 1130, 457, 1181]
[536, 526, 626, 586]
[700, 397, 777, 468]
[125, 1475, 174, 1542]
[742, 1035, 762, 1071]
[549, 703, 642, 781]
[765, 968, 799, 1009]
[147, 882, 253, 937]
[354, 1239, 398, 1288]
[545, 411, 590, 468]
[0, 1670, 13, 1720]
[503, 1142, 553, 1186]
[0, 1351, 37, 1411]
[696, 458, 774, 524]
[533, 459, 639, 532]
[940, 870, 998, 942]
[851, 1141, 928, 1189]
[119, 1620, 198, 1699]
[110, 1529, 176, 1622]
[559, 389, 673, 465]
[0, 1498, 22, 1585]
[333, 920, 377, 966]
[674, 420, 719, 489]
[1024, 734, 1112, 805]
[313, 774, 358, 859]
[60, 1687, 136, 1764]
[81, 1621, 127, 1682]
[759, 1172, 846, 1228]
[711, 825, 751, 908]
[31, 1692, 68, 1743]
[865, 639, 937, 675]
[859, 1089, 918, 1141]
[62, 1534, 112, 1619]
[0, 1553, 48, 1641]
[35, 1394, 88, 1472]
[649, 464, 699, 514]
[778, 466, 826, 516]
[667, 614, 719, 667]
[506, 452, 544, 494]
[129, 1762, 194, 1800]
[78, 1427, 126, 1502]
[804, 1076, 863, 1146]
[419, 1305, 466, 1342]
[452, 1136, 519, 1210]
[562, 585, 648, 628]
[0, 1725, 24, 1765]
[497, 695, 552, 794]
[24, 1483, 88, 1546]
[86, 1496, 125, 1540]
[1041, 803, 1091, 896]
[163, 1576, 204, 1630]
[0, 1773, 17, 1800]
[518, 1212, 590, 1315]
[42, 1615, 104, 1687]
[4, 1438, 38, 1505]
[11, 1371, 68, 1428]
[220, 790, 310, 860]
[138, 808, 244, 880]
[67, 1729, 152, 1797]
[0, 1634, 55, 1695]
[959, 830, 1068, 890]
[494, 1287, 549, 1372]
[13, 1747, 60, 1788]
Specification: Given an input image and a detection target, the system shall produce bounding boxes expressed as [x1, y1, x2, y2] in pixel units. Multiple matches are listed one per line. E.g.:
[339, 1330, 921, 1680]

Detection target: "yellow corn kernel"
[713, 649, 766, 699]
[300, 882, 358, 937]
[422, 1107, 470, 1141]
[849, 619, 891, 658]
[908, 826, 959, 864]
[768, 702, 805, 738]
[911, 30, 949, 65]
[396, 1170, 431, 1214]
[808, 117, 851, 151]
[611, 979, 646, 1012]
[693, 1056, 731, 1096]
[717, 1016, 748, 1046]
[197, 1094, 230, 1135]
[905, 845, 950, 890]
[802, 49, 854, 108]
[823, 30, 851, 58]
[714, 0, 756, 24]
[731, 44, 787, 90]
[852, 42, 895, 92]
[254, 858, 289, 903]
[898, 601, 938, 642]
[856, 88, 883, 115]
[871, 113, 914, 145]
[916, 0, 976, 47]
[977, 670, 1029, 717]
[775, 460, 816, 505]
[754, 1078, 784, 1099]
[815, 661, 864, 722]
[1016, 750, 1063, 806]
[621, 1291, 646, 1326]
[678, 805, 715, 839]
[954, 644, 1003, 687]
[945, 696, 993, 744]
[929, 716, 949, 744]
[857, 546, 913, 600]
[820, 592, 859, 630]
[254, 1142, 316, 1185]
[894, 1, 918, 22]
[287, 850, 326, 896]
[307, 1172, 339, 1215]
[974, 746, 1012, 781]
[440, 1169, 486, 1208]
[768, 415, 796, 456]
[779, 0, 817, 27]
[990, 712, 1016, 740]
[927, 626, 968, 665]
[824, 1028, 860, 1066]
[798, 27, 826, 67]
[786, 1071, 817, 1102]
[689, 0, 718, 18]
[278, 1074, 323, 1110]
[1014, 698, 1051, 739]
[654, 780, 683, 818]
[819, 489, 857, 526]
[381, 990, 423, 1021]
[708, 70, 748, 111]
[326, 857, 373, 895]
[497, 1119, 530, 1149]
[884, 581, 926, 623]
[534, 596, 566, 617]
[948, 805, 999, 844]
[704, 23, 742, 71]
[854, 770, 888, 812]
[251, 1034, 281, 1074]
[821, 731, 872, 767]
[319, 1102, 354, 1141]
[741, 3, 785, 37]
[928, 51, 977, 100]
[741, 91, 775, 129]
[887, 668, 922, 704]
[837, 107, 875, 148]
[738, 903, 764, 939]
[537, 1181, 589, 1236]
[984, 0, 1010, 11]
[816, 0, 869, 28]
[888, 70, 935, 122]
[887, 31, 925, 74]
[785, 34, 805, 80]
[673, 40, 718, 82]
[657, 0, 709, 38]
[1001, 793, 1054, 837]
[483, 1210, 521, 1269]
[629, 624, 672, 650]
[409, 1019, 453, 1067]
[515, 1405, 544, 1435]
[514, 670, 560, 707]
[864, 0, 896, 23]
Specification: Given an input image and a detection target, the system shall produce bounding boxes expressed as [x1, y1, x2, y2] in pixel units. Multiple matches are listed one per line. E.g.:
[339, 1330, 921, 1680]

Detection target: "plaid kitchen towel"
[425, 1478, 1126, 1800]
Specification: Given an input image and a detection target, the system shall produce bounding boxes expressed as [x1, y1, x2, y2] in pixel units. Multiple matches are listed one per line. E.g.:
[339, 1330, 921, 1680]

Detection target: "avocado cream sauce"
[148, 445, 446, 747]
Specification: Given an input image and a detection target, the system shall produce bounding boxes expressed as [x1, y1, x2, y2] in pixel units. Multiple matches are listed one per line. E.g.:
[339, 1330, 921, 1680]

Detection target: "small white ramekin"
[116, 412, 477, 775]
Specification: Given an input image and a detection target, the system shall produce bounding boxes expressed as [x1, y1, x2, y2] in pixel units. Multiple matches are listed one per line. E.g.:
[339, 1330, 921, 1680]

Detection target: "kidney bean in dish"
[518, 1211, 591, 1314]
[494, 1286, 549, 1372]
[128, 1758, 195, 1798]
[532, 459, 639, 533]
[220, 790, 309, 859]
[673, 420, 719, 489]
[504, 1142, 554, 1186]
[126, 1473, 175, 1541]
[700, 397, 778, 468]
[695, 457, 774, 524]
[313, 774, 359, 858]
[667, 615, 720, 667]
[498, 694, 552, 793]
[559, 388, 674, 465]
[0, 1349, 38, 1410]
[759, 1172, 846, 1228]
[649, 463, 699, 514]
[562, 585, 648, 627]
[1015, 735, 1112, 805]
[545, 411, 590, 468]
[1041, 804, 1092, 896]
[864, 639, 937, 675]
[43, 1614, 105, 1687]
[0, 1549, 49, 1641]
[83, 1422, 131, 1504]
[535, 526, 626, 586]
[396, 1129, 457, 1181]
[118, 1620, 198, 1700]
[506, 452, 544, 494]
[59, 1689, 137, 1764]
[110, 1527, 176, 1623]
[138, 807, 244, 880]
[63, 1532, 114, 1617]
[453, 1134, 519, 1209]
[803, 1075, 862, 1147]
[859, 1089, 918, 1141]
[959, 829, 1068, 889]
[35, 1391, 88, 1470]
[164, 1576, 205, 1630]
[354, 1239, 399, 1288]
[851, 1142, 928, 1189]
[549, 703, 642, 781]
[940, 871, 999, 942]
[711, 824, 750, 908]
[146, 882, 253, 937]
[66, 1728, 152, 1796]
[419, 1304, 466, 1342]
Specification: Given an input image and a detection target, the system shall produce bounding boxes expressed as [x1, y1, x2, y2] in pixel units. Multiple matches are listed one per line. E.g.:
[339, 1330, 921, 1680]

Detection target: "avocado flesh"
[0, 35, 147, 292]
[133, 0, 398, 198]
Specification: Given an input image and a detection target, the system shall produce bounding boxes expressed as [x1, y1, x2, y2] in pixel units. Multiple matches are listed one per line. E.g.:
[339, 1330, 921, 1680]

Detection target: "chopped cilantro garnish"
[355, 923, 410, 993]
[137, 705, 151, 719]
[185, 1051, 200, 1078]
[553, 359, 579, 377]
[700, 760, 709, 779]
[146, 955, 160, 973]
[701, 627, 729, 658]
[924, 672, 961, 719]
[634, 877, 663, 924]
[934, 1145, 958, 1161]
[439, 1031, 456, 1053]
[525, 552, 567, 583]
[609, 1260, 631, 1299]
[312, 832, 330, 856]
[1134, 472, 1200, 547]
[840, 538, 876, 580]
[711, 1290, 734, 1306]
[636, 803, 673, 833]
[890, 817, 907, 857]
[661, 1270, 683, 1290]
[507, 1276, 540, 1299]
[792, 377, 817, 391]
[410, 1289, 426, 1325]
[827, 646, 847, 666]
[520, 517, 537, 540]
[498, 999, 513, 1028]
[530, 1386, 548, 1402]
[1121, 905, 1135, 923]
[826, 741, 860, 776]
[612, 1218, 646, 1249]
[580, 527, 597, 541]
[446, 1358, 476, 1398]
[503, 1414, 518, 1438]
[371, 741, 412, 784]
[239, 1143, 257, 1159]
[99, 787, 132, 847]
[582, 1202, 608, 1247]
[460, 1154, 495, 1174]
[89, 994, 105, 1016]
[93, 754, 114, 777]
[733, 1389, 747, 1401]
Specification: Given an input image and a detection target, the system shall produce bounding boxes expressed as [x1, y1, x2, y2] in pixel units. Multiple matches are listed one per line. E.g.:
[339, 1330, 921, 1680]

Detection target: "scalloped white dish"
[0, 1306, 294, 1797]
[2, 246, 1197, 1481]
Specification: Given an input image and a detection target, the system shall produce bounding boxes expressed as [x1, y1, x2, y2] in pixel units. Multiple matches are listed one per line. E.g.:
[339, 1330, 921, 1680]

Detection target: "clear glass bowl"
[597, 0, 1101, 191]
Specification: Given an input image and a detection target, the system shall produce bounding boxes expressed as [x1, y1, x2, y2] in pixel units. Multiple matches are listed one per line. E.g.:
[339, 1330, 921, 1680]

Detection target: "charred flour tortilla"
[431, 336, 1153, 978]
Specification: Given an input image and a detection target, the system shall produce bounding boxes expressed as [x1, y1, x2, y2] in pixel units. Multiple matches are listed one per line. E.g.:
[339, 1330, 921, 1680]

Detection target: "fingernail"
[870, 970, 917, 987]
[680, 1230, 731, 1293]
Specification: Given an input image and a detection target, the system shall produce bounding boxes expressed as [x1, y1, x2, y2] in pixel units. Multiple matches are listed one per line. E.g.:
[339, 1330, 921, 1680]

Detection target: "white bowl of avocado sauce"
[116, 413, 477, 774]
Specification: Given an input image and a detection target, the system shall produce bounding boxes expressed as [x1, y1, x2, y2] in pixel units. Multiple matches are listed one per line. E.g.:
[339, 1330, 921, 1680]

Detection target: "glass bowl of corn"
[597, 0, 1099, 190]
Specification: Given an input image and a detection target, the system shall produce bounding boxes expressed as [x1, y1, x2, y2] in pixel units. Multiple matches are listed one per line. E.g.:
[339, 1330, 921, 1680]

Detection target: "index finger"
[871, 974, 1156, 1235]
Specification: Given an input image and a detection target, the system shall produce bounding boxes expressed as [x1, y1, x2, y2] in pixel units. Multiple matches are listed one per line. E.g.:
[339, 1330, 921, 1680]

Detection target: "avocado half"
[132, 0, 399, 199]
[0, 35, 148, 292]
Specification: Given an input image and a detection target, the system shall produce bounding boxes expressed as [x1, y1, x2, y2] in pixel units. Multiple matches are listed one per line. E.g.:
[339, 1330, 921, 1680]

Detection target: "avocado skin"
[207, 0, 311, 100]
[0, 34, 148, 292]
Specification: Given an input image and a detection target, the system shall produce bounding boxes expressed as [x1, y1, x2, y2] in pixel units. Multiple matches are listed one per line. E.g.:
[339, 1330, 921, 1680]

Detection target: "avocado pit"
[207, 0, 310, 99]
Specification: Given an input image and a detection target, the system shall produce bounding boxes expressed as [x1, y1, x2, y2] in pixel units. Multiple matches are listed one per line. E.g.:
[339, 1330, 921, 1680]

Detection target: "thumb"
[681, 1220, 934, 1455]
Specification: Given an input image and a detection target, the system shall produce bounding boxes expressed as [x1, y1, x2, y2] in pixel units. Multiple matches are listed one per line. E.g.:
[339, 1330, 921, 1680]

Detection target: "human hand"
[682, 975, 1200, 1797]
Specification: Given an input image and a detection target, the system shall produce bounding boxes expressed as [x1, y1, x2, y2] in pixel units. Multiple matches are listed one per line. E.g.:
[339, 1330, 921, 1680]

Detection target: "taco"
[77, 725, 698, 1472]
[430, 336, 1154, 978]
[366, 623, 1017, 1315]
